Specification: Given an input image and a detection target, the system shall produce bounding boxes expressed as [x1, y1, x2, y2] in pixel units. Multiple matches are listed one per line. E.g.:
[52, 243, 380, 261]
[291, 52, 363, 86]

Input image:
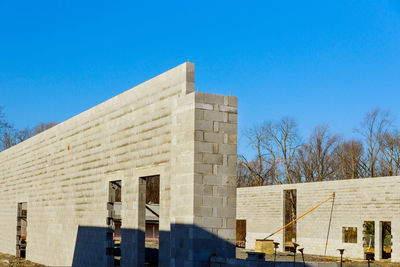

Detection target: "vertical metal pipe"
[293, 243, 299, 267]
[299, 248, 305, 267]
[293, 252, 296, 267]
[324, 193, 335, 256]
[337, 249, 344, 267]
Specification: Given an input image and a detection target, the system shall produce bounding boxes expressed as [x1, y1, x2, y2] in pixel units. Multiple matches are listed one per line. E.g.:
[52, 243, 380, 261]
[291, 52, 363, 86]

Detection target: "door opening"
[107, 180, 122, 266]
[283, 189, 297, 252]
[143, 175, 160, 267]
[16, 202, 27, 258]
[236, 220, 246, 248]
[363, 221, 375, 260]
[381, 221, 392, 259]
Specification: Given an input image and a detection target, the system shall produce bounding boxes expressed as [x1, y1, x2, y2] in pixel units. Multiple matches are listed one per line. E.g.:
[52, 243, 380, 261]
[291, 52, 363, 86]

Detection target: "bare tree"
[237, 155, 277, 186]
[260, 118, 300, 222]
[239, 125, 278, 186]
[33, 122, 57, 135]
[0, 107, 7, 129]
[0, 107, 17, 151]
[335, 140, 364, 179]
[15, 128, 33, 143]
[237, 158, 252, 187]
[146, 175, 160, 204]
[0, 107, 58, 151]
[296, 125, 340, 182]
[238, 118, 300, 187]
[379, 131, 400, 176]
[357, 108, 392, 177]
[261, 117, 301, 184]
[239, 107, 400, 187]
[0, 126, 18, 150]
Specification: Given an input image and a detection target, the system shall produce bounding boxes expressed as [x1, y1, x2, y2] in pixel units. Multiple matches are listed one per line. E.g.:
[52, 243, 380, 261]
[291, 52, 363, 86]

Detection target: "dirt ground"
[1, 249, 399, 266]
[0, 252, 46, 267]
[236, 248, 400, 267]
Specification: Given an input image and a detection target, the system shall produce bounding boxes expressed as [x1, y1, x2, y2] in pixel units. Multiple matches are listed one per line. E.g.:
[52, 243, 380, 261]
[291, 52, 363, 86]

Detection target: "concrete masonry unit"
[1, 61, 399, 266]
[0, 62, 238, 267]
[237, 176, 400, 262]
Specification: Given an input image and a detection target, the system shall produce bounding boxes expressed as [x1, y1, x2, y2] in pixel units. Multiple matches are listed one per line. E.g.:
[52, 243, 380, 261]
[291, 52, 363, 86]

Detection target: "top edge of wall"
[237, 175, 400, 191]
[0, 62, 195, 155]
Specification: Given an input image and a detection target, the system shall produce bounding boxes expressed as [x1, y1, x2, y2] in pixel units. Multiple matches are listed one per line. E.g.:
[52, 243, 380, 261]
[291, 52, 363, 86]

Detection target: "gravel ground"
[0, 249, 398, 266]
[0, 252, 46, 267]
[236, 248, 399, 267]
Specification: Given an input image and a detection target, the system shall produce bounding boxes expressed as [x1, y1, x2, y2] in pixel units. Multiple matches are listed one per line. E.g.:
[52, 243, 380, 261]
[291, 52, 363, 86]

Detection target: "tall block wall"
[0, 62, 237, 267]
[237, 177, 400, 262]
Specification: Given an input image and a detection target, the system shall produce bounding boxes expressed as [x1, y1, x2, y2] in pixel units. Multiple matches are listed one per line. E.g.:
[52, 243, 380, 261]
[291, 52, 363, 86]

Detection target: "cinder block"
[204, 110, 225, 122]
[203, 154, 223, 164]
[204, 132, 224, 143]
[0, 62, 238, 267]
[203, 217, 223, 228]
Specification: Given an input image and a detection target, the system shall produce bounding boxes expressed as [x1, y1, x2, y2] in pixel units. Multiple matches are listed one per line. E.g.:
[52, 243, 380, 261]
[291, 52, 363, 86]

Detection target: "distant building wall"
[0, 62, 238, 267]
[237, 177, 400, 262]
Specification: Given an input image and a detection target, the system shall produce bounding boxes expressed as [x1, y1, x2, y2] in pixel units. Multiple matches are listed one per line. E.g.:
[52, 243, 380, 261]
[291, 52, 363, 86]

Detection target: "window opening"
[342, 227, 357, 243]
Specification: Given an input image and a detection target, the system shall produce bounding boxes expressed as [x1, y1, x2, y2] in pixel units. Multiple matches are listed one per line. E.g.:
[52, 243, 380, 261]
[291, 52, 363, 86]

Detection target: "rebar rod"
[264, 193, 335, 240]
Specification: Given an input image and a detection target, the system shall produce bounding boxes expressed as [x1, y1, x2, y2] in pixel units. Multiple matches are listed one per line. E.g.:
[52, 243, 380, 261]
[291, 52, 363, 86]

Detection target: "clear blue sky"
[1, 1, 400, 158]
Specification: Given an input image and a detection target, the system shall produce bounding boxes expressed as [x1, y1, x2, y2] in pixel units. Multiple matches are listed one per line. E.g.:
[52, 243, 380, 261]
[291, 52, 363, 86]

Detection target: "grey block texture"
[237, 177, 400, 262]
[0, 62, 238, 267]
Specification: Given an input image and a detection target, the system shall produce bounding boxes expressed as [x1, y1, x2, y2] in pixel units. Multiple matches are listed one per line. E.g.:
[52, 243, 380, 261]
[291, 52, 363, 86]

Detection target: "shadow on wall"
[72, 224, 236, 267]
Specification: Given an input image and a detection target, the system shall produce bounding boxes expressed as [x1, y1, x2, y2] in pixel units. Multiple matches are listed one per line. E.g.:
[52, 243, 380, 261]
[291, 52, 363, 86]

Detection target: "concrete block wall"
[237, 176, 400, 262]
[0, 62, 238, 267]
[192, 92, 237, 263]
[237, 185, 285, 250]
[168, 91, 238, 266]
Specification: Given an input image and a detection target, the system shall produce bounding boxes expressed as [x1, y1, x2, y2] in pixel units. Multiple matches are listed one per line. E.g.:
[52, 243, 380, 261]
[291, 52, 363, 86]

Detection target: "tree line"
[2, 105, 399, 186]
[0, 107, 57, 152]
[237, 108, 400, 187]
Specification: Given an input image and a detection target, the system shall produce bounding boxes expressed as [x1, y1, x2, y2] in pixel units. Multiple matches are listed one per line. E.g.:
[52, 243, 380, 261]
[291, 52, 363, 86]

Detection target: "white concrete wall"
[0, 62, 238, 267]
[237, 177, 400, 262]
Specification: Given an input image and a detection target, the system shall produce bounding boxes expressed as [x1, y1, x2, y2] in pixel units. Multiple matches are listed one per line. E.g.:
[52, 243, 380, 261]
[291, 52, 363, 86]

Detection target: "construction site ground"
[0, 249, 399, 266]
[235, 248, 399, 267]
[0, 252, 45, 267]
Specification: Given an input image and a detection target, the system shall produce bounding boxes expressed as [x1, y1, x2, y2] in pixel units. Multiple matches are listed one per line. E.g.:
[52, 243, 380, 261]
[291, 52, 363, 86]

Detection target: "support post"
[374, 221, 382, 261]
[121, 177, 146, 267]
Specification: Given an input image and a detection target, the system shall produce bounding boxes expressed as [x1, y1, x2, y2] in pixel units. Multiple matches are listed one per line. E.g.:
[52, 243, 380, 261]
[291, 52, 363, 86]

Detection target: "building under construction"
[0, 62, 238, 267]
[1, 61, 399, 266]
[237, 176, 400, 262]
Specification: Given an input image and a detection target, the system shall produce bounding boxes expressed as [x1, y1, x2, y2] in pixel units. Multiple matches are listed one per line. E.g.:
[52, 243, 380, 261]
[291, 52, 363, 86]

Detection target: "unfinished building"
[237, 176, 400, 262]
[0, 62, 238, 267]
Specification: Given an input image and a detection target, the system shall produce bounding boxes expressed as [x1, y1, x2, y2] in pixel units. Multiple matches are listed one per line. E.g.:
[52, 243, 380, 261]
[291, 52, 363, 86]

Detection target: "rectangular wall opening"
[143, 175, 160, 267]
[107, 180, 122, 267]
[236, 220, 246, 248]
[283, 189, 297, 252]
[16, 202, 27, 258]
[342, 227, 357, 243]
[382, 221, 392, 259]
[363, 221, 375, 260]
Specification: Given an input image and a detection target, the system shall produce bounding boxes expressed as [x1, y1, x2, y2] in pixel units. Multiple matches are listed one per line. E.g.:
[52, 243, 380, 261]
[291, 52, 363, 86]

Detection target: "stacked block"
[0, 62, 238, 267]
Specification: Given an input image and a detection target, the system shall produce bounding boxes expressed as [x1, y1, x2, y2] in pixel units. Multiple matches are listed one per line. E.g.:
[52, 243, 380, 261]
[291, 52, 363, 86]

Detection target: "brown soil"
[0, 252, 46, 267]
